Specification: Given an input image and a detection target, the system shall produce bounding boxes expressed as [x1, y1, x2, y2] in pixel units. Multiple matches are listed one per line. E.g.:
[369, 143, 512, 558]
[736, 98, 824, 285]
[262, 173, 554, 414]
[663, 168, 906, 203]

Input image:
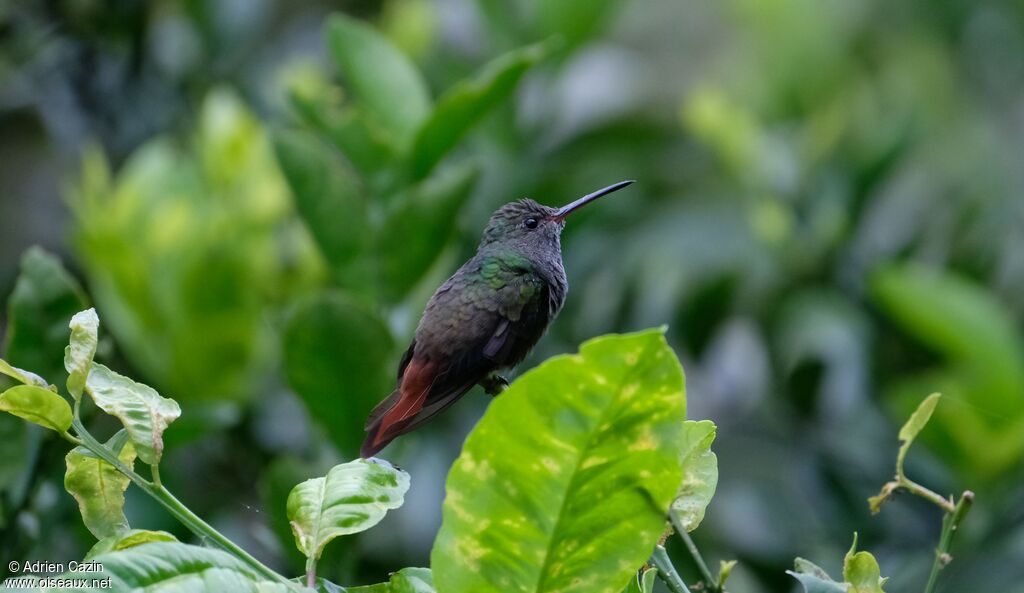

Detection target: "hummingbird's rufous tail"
[360, 358, 435, 458]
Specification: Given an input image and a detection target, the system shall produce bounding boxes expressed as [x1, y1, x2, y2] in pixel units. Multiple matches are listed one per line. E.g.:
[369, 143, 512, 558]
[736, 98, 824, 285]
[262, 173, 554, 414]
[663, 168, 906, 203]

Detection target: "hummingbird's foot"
[481, 374, 510, 397]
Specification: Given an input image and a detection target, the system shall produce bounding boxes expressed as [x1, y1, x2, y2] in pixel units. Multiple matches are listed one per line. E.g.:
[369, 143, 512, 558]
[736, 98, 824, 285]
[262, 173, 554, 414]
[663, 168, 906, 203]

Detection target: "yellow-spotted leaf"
[432, 329, 687, 593]
[672, 420, 718, 532]
[64, 308, 100, 401]
[287, 459, 410, 561]
[65, 430, 137, 539]
[0, 384, 73, 433]
[85, 363, 181, 465]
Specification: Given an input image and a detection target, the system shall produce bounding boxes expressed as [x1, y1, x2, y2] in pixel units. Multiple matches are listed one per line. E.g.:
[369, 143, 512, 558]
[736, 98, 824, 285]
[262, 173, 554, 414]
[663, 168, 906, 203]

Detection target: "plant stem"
[923, 491, 973, 593]
[900, 476, 955, 514]
[305, 555, 317, 589]
[149, 484, 289, 585]
[59, 430, 84, 446]
[71, 419, 289, 586]
[670, 510, 718, 592]
[651, 544, 692, 593]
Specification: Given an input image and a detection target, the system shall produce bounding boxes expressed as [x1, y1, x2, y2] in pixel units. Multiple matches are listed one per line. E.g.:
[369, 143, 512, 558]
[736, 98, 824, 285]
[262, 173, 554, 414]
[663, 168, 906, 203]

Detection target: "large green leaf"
[286, 459, 410, 561]
[283, 291, 394, 455]
[375, 163, 478, 301]
[0, 385, 72, 433]
[326, 14, 430, 147]
[671, 420, 718, 532]
[85, 363, 181, 465]
[52, 541, 293, 593]
[274, 130, 367, 272]
[64, 308, 99, 402]
[4, 247, 89, 383]
[64, 430, 136, 539]
[408, 41, 551, 179]
[346, 567, 434, 593]
[432, 329, 687, 593]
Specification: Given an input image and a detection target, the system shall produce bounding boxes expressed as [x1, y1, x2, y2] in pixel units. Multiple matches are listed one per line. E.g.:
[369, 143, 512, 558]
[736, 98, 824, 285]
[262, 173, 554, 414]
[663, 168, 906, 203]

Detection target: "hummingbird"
[361, 180, 635, 458]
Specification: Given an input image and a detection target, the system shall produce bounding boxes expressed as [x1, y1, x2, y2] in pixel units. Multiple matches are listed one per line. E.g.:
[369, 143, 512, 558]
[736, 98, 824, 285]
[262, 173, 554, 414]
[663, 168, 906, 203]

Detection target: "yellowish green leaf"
[0, 384, 72, 433]
[64, 308, 100, 401]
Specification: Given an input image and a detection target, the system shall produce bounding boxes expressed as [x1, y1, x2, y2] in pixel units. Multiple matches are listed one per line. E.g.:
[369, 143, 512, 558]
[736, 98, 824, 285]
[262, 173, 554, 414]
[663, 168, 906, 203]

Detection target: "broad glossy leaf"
[375, 163, 478, 300]
[86, 529, 178, 560]
[432, 329, 687, 593]
[55, 541, 293, 593]
[65, 430, 136, 539]
[85, 363, 181, 465]
[283, 292, 393, 454]
[347, 568, 434, 593]
[787, 558, 847, 593]
[274, 130, 367, 271]
[621, 568, 656, 593]
[672, 420, 718, 532]
[326, 14, 430, 146]
[0, 385, 72, 433]
[4, 247, 89, 383]
[408, 41, 550, 179]
[286, 459, 410, 561]
[64, 308, 100, 401]
[843, 539, 887, 593]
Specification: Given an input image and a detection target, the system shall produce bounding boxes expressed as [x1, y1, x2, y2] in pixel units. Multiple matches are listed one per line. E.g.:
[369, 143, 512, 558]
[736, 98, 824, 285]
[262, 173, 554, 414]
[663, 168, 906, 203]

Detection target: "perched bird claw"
[482, 374, 510, 396]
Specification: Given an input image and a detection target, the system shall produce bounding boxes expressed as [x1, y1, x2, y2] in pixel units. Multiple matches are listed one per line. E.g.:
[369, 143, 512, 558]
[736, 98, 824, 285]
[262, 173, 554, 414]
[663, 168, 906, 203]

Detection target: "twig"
[71, 418, 290, 586]
[669, 509, 718, 592]
[923, 491, 973, 593]
[651, 544, 692, 593]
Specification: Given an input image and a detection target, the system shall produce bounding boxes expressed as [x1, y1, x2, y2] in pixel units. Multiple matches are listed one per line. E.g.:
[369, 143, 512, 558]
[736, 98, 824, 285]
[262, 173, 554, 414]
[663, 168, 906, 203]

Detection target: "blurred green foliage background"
[1, 0, 1023, 591]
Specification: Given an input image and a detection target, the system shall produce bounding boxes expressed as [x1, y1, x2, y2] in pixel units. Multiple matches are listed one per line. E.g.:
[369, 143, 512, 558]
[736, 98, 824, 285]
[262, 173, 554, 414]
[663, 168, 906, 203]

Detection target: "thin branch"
[651, 544, 692, 593]
[923, 491, 973, 593]
[71, 418, 289, 586]
[669, 509, 718, 592]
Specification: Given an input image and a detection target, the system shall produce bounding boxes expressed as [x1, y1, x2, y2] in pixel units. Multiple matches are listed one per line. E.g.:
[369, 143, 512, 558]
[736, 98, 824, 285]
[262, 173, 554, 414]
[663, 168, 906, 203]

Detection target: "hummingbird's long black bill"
[552, 180, 635, 221]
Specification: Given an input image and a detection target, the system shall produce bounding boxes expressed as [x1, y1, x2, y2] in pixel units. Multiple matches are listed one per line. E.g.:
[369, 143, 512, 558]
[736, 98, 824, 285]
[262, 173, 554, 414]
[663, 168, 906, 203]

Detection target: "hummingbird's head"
[478, 181, 635, 251]
[479, 199, 561, 249]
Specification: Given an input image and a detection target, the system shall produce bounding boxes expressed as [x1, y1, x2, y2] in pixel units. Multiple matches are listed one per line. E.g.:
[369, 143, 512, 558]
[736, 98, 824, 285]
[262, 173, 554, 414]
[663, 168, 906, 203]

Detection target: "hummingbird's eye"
[524, 217, 539, 229]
